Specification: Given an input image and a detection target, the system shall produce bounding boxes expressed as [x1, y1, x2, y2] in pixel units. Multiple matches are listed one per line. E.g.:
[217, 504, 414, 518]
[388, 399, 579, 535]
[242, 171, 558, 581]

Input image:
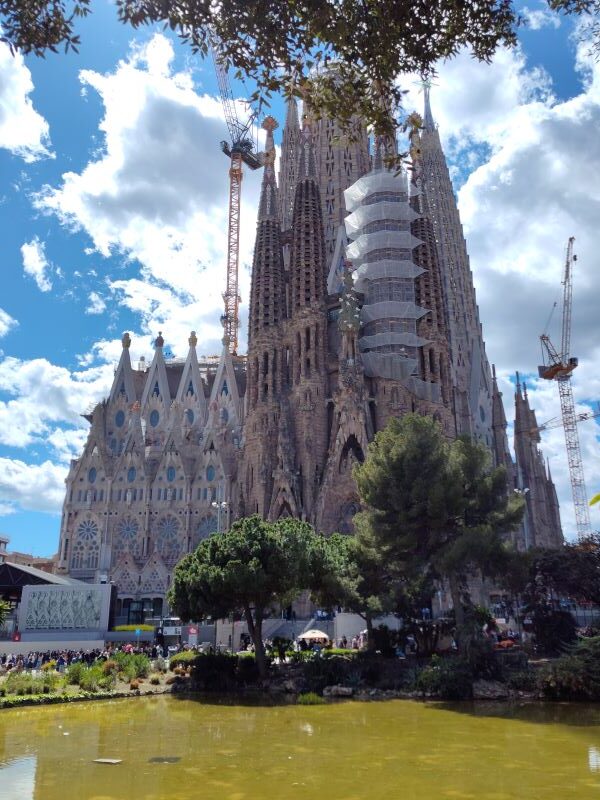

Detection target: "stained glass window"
[149, 410, 160, 427]
[88, 467, 97, 484]
[127, 467, 136, 483]
[115, 410, 125, 428]
[166, 466, 176, 482]
[155, 515, 181, 566]
[206, 465, 215, 482]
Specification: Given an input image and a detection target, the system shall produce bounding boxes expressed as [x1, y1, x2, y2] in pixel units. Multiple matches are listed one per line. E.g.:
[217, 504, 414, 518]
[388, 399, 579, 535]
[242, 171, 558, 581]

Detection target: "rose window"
[155, 515, 181, 566]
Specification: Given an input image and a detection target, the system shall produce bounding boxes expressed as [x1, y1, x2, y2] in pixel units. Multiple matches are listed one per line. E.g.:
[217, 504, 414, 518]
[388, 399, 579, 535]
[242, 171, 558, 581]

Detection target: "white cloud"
[0, 355, 113, 450]
[0, 308, 17, 338]
[35, 33, 262, 356]
[21, 237, 53, 292]
[522, 5, 561, 30]
[0, 458, 66, 515]
[0, 42, 51, 161]
[405, 42, 600, 539]
[86, 291, 107, 315]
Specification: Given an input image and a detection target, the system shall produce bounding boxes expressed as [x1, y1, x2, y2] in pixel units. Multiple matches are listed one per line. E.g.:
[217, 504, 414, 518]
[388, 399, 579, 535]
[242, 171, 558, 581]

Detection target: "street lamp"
[211, 494, 229, 533]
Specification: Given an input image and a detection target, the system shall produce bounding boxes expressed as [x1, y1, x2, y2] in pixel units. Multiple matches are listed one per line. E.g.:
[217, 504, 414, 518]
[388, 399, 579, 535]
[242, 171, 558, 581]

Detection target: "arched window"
[127, 467, 136, 483]
[186, 408, 194, 425]
[115, 410, 125, 428]
[88, 467, 97, 484]
[71, 518, 100, 570]
[166, 466, 176, 482]
[155, 515, 181, 567]
[206, 465, 216, 482]
[149, 410, 160, 428]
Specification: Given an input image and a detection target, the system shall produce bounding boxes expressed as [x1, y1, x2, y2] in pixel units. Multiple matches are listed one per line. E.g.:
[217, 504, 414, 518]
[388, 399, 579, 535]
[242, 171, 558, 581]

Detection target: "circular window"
[115, 410, 125, 428]
[166, 466, 176, 482]
[149, 410, 160, 428]
[127, 467, 137, 483]
[77, 518, 99, 542]
[88, 467, 97, 484]
[186, 408, 194, 425]
[206, 465, 215, 482]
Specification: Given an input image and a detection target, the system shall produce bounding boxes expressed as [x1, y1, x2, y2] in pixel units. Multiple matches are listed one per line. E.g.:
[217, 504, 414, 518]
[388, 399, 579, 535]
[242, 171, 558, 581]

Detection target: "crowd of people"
[0, 643, 181, 674]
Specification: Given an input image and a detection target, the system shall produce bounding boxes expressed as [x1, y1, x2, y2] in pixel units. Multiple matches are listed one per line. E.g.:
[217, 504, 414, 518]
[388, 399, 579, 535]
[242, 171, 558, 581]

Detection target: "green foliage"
[297, 692, 326, 705]
[1, 0, 520, 141]
[505, 669, 538, 693]
[532, 607, 577, 656]
[169, 516, 325, 676]
[540, 637, 600, 700]
[66, 662, 86, 685]
[416, 656, 474, 700]
[189, 653, 239, 691]
[112, 651, 150, 678]
[353, 416, 523, 636]
[78, 665, 104, 692]
[40, 660, 57, 672]
[4, 670, 63, 696]
[168, 651, 200, 669]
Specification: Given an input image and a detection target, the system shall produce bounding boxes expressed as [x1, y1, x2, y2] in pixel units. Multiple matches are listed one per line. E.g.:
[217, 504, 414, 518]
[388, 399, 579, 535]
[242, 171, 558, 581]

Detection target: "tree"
[353, 414, 524, 642]
[168, 515, 321, 677]
[548, 0, 600, 54]
[1, 0, 519, 136]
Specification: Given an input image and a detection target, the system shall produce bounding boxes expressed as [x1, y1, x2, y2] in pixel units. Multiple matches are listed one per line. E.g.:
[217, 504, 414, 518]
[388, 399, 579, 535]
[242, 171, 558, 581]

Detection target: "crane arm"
[561, 236, 575, 362]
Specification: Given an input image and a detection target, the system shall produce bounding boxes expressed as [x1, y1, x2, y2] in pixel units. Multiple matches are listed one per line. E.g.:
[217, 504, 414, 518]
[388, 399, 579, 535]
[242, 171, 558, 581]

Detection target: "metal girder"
[222, 152, 243, 354]
[558, 376, 592, 539]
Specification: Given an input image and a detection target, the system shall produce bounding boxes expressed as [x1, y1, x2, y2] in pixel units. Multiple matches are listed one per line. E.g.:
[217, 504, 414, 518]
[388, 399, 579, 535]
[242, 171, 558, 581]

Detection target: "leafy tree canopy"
[0, 599, 10, 628]
[168, 515, 325, 675]
[1, 0, 521, 134]
[353, 414, 524, 631]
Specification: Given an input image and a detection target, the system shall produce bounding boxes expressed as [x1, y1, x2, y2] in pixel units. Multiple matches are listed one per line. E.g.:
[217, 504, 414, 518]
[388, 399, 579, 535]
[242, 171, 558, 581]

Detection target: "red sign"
[188, 626, 198, 635]
[12, 632, 21, 642]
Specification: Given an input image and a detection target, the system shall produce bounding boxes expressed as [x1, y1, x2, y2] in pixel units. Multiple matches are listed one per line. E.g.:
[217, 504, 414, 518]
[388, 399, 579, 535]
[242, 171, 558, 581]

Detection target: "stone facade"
[56, 92, 562, 619]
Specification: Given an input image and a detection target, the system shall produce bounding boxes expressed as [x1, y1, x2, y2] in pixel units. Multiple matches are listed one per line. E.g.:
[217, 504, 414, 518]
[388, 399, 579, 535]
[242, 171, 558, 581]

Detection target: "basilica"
[55, 91, 562, 622]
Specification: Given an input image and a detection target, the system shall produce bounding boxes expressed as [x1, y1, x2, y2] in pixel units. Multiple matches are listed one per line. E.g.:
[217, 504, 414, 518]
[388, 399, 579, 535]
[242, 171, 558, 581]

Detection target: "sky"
[0, 1, 599, 555]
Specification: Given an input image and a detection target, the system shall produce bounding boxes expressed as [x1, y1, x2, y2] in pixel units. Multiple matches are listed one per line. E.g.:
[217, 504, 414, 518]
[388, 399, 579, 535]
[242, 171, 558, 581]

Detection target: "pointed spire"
[297, 122, 317, 180]
[109, 332, 136, 404]
[188, 330, 197, 348]
[285, 95, 300, 130]
[515, 371, 522, 397]
[258, 116, 279, 222]
[423, 80, 435, 131]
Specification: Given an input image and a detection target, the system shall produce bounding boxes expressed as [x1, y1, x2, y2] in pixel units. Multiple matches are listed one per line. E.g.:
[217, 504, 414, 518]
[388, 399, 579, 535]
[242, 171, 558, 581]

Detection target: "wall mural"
[24, 587, 104, 630]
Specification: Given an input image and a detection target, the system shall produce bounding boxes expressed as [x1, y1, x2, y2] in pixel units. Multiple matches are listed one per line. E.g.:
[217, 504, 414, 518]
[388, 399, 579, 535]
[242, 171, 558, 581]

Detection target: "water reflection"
[0, 756, 35, 800]
[589, 746, 600, 772]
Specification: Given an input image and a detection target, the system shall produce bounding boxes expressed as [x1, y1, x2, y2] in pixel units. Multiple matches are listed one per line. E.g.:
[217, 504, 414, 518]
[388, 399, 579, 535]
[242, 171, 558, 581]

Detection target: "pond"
[1, 696, 600, 799]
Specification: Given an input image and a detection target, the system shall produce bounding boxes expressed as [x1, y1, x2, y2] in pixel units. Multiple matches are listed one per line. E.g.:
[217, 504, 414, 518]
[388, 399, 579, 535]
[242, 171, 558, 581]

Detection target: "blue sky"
[1, 0, 599, 554]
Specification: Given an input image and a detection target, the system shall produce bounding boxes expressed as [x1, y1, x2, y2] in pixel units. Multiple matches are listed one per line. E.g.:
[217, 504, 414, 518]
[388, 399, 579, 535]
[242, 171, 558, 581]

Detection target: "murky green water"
[1, 696, 600, 799]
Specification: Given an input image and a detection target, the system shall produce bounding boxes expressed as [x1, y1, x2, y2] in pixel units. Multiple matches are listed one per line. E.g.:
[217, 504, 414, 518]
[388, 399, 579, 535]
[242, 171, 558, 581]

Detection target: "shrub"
[113, 652, 150, 679]
[416, 656, 473, 700]
[41, 660, 57, 672]
[150, 674, 161, 685]
[189, 653, 238, 691]
[130, 680, 140, 690]
[297, 692, 326, 705]
[506, 670, 539, 693]
[66, 662, 86, 686]
[102, 660, 118, 676]
[169, 651, 200, 669]
[78, 666, 103, 692]
[532, 607, 577, 655]
[539, 636, 600, 700]
[236, 654, 260, 685]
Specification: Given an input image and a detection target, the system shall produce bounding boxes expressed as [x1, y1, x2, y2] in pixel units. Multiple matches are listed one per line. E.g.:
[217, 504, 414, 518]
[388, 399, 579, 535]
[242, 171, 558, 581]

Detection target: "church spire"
[278, 96, 301, 234]
[423, 81, 435, 131]
[289, 123, 327, 314]
[248, 116, 286, 346]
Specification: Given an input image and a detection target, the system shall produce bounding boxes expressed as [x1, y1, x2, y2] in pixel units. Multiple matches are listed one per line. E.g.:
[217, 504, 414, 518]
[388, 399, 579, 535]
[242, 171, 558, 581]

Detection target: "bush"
[150, 674, 161, 685]
[41, 660, 57, 672]
[506, 670, 539, 693]
[66, 662, 86, 686]
[102, 660, 119, 676]
[297, 692, 326, 705]
[189, 653, 238, 691]
[236, 654, 260, 685]
[169, 651, 200, 669]
[539, 636, 600, 700]
[113, 652, 150, 679]
[532, 607, 577, 655]
[416, 656, 473, 700]
[78, 666, 104, 692]
[130, 680, 140, 690]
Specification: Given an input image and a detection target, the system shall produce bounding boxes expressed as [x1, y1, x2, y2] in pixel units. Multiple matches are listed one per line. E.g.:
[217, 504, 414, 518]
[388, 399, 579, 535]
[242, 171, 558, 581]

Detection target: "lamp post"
[211, 493, 229, 533]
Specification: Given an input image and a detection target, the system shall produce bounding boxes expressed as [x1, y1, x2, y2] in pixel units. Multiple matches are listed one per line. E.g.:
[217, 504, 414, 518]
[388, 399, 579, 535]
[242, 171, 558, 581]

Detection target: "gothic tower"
[287, 119, 330, 521]
[419, 87, 494, 445]
[242, 117, 287, 517]
[514, 374, 563, 548]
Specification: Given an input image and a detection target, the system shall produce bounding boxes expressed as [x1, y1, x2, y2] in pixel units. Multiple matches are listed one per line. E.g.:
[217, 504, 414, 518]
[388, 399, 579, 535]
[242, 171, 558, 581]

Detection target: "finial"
[515, 371, 521, 394]
[262, 116, 279, 134]
[421, 76, 435, 131]
[122, 332, 131, 349]
[155, 331, 164, 348]
[189, 330, 198, 348]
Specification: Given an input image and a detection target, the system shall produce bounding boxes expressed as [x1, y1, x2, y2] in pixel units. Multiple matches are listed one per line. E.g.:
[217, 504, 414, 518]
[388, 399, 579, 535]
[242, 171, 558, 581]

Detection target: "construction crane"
[538, 236, 592, 539]
[211, 41, 262, 355]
